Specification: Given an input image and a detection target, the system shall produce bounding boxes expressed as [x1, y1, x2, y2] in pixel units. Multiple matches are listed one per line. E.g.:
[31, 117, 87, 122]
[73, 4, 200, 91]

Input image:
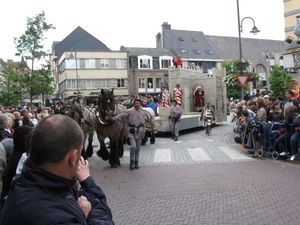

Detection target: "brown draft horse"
[96, 88, 126, 168]
[60, 99, 96, 159]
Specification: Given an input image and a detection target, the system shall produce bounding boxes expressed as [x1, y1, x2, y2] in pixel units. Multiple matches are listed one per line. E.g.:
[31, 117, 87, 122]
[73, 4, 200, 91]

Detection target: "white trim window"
[117, 79, 125, 88]
[100, 79, 110, 88]
[138, 55, 152, 69]
[65, 59, 80, 69]
[66, 79, 78, 89]
[86, 79, 96, 89]
[85, 59, 95, 69]
[116, 59, 124, 69]
[138, 77, 146, 92]
[100, 59, 109, 69]
[159, 56, 173, 69]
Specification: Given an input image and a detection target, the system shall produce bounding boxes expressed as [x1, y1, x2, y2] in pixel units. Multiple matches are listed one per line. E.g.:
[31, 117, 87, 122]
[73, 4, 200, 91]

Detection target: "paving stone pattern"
[88, 117, 300, 225]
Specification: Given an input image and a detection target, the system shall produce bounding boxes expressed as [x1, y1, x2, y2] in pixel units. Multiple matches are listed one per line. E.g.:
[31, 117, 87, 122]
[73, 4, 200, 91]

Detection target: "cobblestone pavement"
[87, 116, 300, 225]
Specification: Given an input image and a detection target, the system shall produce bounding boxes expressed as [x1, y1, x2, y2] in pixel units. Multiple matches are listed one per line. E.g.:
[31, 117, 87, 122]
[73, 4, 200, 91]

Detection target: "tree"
[0, 63, 24, 106]
[14, 11, 55, 106]
[269, 64, 293, 97]
[222, 60, 259, 99]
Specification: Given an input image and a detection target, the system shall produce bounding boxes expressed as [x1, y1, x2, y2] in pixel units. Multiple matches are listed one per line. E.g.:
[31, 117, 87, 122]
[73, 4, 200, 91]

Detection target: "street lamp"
[237, 0, 260, 99]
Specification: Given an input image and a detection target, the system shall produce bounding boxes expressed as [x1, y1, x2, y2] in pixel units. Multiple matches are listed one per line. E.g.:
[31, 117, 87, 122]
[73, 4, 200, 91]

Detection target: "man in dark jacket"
[0, 115, 114, 225]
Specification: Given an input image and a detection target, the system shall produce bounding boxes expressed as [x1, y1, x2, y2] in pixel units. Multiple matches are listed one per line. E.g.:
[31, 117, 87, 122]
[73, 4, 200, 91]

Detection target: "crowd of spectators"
[232, 90, 300, 160]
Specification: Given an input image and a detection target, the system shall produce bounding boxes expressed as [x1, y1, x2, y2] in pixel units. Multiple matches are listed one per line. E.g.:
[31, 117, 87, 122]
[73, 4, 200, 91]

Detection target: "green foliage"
[13, 11, 55, 105]
[0, 63, 25, 106]
[221, 60, 259, 99]
[269, 65, 293, 97]
[45, 98, 51, 107]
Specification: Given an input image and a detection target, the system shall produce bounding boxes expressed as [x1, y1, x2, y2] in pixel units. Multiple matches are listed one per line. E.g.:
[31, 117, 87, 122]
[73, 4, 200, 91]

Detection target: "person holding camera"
[114, 99, 145, 170]
[168, 99, 182, 141]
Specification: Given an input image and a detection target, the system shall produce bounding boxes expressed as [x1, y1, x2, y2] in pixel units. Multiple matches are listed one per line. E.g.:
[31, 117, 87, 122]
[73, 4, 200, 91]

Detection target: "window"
[86, 79, 96, 89]
[140, 59, 150, 68]
[100, 79, 109, 88]
[85, 59, 95, 69]
[66, 59, 80, 69]
[191, 38, 198, 42]
[161, 59, 172, 69]
[204, 50, 213, 55]
[117, 79, 125, 88]
[179, 49, 188, 54]
[66, 79, 77, 89]
[100, 59, 109, 68]
[156, 78, 162, 89]
[116, 59, 124, 69]
[147, 78, 153, 89]
[138, 56, 152, 69]
[192, 49, 201, 54]
[159, 56, 173, 69]
[138, 78, 146, 88]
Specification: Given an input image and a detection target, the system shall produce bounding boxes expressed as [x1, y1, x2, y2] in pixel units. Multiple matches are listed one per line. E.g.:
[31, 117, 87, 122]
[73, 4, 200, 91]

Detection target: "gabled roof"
[160, 22, 286, 62]
[54, 26, 111, 59]
[165, 29, 221, 60]
[205, 35, 286, 61]
[122, 47, 174, 57]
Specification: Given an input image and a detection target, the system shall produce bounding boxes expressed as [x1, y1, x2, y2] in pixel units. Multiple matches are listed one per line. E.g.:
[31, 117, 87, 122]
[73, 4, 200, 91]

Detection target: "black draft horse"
[96, 88, 126, 168]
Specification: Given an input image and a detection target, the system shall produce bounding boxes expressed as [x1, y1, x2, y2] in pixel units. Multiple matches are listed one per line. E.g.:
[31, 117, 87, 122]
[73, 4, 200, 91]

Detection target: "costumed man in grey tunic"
[114, 99, 145, 170]
[168, 99, 182, 141]
[200, 102, 215, 136]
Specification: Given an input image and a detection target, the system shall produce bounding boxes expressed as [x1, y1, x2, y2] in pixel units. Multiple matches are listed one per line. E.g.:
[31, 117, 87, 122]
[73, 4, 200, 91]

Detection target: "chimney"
[156, 33, 161, 48]
[161, 22, 171, 31]
[7, 59, 13, 65]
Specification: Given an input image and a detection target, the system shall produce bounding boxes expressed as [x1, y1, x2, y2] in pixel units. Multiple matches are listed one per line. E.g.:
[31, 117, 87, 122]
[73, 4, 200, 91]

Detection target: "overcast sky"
[1, 0, 285, 61]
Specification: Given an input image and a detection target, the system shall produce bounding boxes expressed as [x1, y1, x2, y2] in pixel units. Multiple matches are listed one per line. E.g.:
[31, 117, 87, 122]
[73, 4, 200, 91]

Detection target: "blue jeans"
[172, 120, 180, 137]
[290, 131, 299, 155]
[275, 133, 291, 153]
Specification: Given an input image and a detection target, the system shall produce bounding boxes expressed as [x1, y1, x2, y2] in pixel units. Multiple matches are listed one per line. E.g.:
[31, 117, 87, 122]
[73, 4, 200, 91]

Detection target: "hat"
[0, 114, 8, 129]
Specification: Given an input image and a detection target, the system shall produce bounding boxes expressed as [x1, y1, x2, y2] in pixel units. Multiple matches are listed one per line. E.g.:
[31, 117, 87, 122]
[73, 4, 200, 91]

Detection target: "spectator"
[0, 115, 114, 224]
[0, 115, 10, 142]
[1, 125, 33, 200]
[277, 105, 295, 156]
[21, 109, 34, 127]
[267, 101, 283, 122]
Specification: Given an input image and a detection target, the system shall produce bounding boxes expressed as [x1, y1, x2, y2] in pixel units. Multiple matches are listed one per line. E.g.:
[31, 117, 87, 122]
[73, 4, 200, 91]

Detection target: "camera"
[129, 127, 135, 134]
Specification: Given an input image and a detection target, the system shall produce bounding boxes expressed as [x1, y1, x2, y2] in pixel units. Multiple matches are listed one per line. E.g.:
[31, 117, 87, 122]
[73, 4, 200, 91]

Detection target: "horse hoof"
[111, 164, 118, 168]
[96, 150, 109, 161]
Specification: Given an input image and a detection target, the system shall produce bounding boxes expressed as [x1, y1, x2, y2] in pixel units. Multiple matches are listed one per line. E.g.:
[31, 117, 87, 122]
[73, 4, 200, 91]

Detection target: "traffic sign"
[236, 75, 249, 87]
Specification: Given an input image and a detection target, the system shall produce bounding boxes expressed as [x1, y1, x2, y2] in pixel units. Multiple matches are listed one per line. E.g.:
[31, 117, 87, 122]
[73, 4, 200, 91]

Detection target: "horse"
[140, 107, 156, 145]
[96, 88, 126, 168]
[60, 99, 96, 159]
[122, 97, 156, 145]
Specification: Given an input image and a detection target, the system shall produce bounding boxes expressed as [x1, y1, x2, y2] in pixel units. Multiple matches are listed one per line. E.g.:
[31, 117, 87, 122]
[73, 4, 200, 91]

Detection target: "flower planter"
[236, 62, 248, 71]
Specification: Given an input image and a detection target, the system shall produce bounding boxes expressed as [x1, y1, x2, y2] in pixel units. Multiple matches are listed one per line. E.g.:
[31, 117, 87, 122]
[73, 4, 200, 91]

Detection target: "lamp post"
[236, 0, 260, 100]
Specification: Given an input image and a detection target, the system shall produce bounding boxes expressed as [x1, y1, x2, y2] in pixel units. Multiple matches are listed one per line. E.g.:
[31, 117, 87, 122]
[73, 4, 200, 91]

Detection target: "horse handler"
[114, 99, 145, 170]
